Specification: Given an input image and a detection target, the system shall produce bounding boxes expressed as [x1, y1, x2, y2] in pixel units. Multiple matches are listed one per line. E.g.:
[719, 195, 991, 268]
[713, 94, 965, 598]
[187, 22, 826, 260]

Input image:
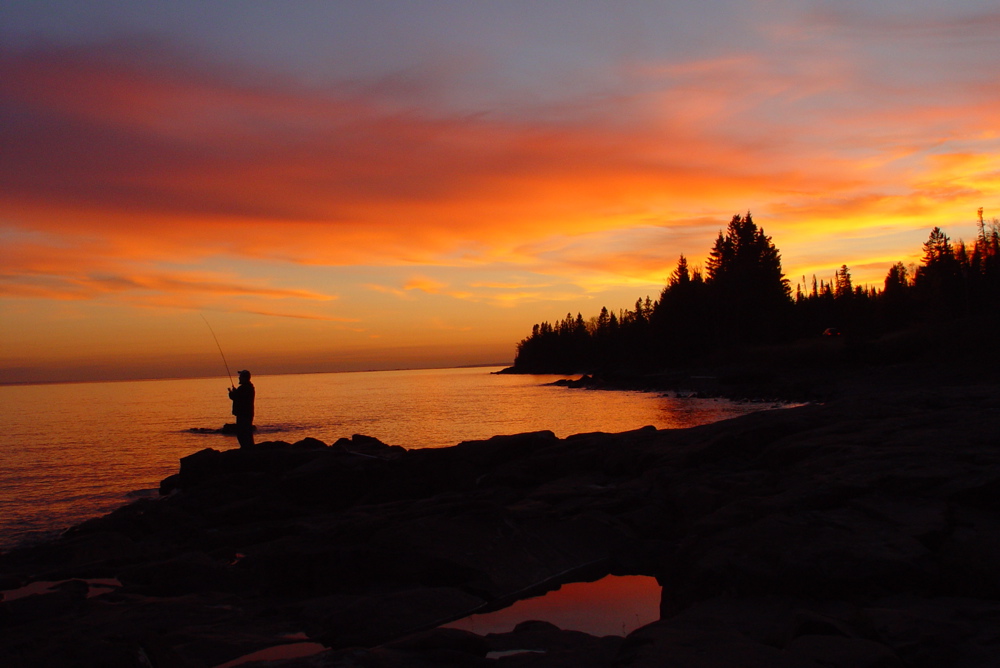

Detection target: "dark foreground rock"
[3, 378, 1000, 666]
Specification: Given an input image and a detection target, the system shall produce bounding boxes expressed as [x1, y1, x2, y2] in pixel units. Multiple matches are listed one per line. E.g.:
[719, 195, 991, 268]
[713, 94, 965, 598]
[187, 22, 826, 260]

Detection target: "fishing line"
[200, 314, 234, 387]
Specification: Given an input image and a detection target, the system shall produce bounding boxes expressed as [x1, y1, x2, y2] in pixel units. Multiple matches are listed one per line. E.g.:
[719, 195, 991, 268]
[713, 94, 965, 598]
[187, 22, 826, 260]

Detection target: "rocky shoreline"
[3, 367, 1000, 666]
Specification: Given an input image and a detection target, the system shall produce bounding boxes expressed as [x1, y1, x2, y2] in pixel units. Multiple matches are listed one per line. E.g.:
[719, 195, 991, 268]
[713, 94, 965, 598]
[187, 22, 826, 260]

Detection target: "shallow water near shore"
[443, 574, 662, 637]
[0, 366, 773, 551]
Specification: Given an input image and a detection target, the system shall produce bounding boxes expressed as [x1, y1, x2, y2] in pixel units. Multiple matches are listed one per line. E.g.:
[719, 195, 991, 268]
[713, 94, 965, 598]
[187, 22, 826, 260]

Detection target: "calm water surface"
[444, 574, 661, 638]
[0, 366, 770, 550]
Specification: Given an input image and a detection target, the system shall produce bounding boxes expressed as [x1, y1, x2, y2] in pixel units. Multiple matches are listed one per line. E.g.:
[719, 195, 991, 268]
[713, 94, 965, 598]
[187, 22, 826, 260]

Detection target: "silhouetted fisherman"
[229, 369, 255, 448]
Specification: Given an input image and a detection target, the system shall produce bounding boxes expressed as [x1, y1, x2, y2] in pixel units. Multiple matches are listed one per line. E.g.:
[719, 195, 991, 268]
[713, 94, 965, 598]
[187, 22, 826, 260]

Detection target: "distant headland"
[504, 211, 1000, 385]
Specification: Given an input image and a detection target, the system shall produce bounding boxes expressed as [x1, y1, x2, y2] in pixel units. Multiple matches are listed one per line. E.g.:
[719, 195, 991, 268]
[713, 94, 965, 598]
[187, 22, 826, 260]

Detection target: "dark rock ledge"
[3, 383, 1000, 667]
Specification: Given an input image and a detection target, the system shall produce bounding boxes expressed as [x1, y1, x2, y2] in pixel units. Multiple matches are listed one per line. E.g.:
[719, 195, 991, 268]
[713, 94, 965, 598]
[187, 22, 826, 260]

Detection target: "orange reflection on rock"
[444, 574, 660, 638]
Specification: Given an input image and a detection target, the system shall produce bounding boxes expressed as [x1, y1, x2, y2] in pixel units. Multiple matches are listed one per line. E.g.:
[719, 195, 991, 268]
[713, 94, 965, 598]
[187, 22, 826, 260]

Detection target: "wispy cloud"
[0, 263, 335, 301]
[15, 33, 991, 278]
[240, 309, 359, 323]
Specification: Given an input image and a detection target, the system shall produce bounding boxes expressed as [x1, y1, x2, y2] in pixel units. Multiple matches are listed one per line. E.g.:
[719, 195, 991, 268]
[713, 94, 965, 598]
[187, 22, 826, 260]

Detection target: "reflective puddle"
[443, 574, 661, 637]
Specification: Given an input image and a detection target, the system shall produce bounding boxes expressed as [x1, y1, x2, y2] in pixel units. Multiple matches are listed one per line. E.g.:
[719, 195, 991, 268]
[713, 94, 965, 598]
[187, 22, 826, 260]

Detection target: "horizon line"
[0, 362, 515, 389]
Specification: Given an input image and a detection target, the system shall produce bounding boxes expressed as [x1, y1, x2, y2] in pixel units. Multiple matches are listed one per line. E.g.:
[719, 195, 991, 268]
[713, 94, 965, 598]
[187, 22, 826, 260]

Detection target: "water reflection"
[443, 575, 661, 637]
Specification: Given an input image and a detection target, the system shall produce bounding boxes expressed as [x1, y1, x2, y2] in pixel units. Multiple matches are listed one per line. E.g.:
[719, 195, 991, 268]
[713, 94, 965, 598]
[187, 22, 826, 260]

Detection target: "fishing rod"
[200, 314, 235, 388]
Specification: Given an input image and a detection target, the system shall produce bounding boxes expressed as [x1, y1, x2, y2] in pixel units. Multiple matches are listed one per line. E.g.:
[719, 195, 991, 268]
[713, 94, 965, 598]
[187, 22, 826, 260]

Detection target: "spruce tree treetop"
[704, 212, 791, 343]
[670, 254, 691, 287]
[706, 212, 790, 301]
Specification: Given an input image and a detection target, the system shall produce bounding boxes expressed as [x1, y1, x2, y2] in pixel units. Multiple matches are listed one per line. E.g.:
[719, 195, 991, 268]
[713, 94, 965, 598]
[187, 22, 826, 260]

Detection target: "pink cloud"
[2, 30, 999, 295]
[0, 40, 852, 264]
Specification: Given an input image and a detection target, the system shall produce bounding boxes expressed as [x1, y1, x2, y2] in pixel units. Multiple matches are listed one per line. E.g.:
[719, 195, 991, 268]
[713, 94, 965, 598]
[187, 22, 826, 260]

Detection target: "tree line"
[511, 211, 1000, 373]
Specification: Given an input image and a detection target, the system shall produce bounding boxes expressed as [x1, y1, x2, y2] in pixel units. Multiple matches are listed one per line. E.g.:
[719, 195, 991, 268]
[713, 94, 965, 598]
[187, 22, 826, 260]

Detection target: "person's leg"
[236, 416, 254, 448]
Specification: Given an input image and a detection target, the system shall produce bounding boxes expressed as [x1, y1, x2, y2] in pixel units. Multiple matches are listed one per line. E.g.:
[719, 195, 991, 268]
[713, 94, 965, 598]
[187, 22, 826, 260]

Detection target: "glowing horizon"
[2, 1, 999, 383]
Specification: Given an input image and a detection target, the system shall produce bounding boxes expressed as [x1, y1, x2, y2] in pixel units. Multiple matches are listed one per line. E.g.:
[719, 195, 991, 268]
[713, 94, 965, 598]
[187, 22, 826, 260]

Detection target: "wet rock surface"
[3, 377, 1000, 666]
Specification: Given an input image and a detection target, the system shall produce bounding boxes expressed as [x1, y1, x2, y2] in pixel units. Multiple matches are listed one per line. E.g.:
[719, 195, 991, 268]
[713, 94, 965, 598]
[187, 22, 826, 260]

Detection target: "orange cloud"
[364, 283, 410, 299]
[4, 24, 1000, 383]
[0, 261, 334, 302]
[1, 39, 875, 273]
[402, 276, 450, 293]
[240, 309, 359, 323]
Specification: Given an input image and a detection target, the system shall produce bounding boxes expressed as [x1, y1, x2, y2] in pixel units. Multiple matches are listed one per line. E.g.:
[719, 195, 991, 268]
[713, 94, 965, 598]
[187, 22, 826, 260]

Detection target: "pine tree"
[704, 212, 791, 343]
[921, 227, 954, 266]
[883, 262, 909, 295]
[669, 254, 691, 287]
[915, 227, 963, 316]
[835, 265, 853, 299]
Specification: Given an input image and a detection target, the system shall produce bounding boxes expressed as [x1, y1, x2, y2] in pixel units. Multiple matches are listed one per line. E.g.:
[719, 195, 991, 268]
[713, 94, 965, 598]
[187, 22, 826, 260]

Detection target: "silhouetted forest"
[511, 211, 1000, 373]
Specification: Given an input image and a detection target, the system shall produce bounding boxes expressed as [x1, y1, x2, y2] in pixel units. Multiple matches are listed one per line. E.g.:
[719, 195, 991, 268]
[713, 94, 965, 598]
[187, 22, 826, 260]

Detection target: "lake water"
[0, 366, 770, 551]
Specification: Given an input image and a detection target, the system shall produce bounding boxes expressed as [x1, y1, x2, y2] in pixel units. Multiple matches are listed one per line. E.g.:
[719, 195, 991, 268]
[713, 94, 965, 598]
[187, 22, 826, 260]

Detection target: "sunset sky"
[2, 1, 999, 383]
